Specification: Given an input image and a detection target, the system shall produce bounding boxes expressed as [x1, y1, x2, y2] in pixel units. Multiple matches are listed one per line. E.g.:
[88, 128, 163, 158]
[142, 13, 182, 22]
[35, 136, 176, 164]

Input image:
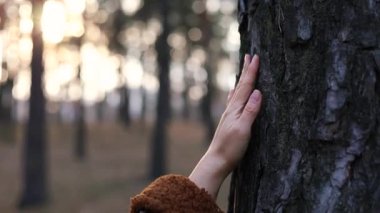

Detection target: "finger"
[242, 54, 252, 75]
[227, 89, 235, 105]
[231, 55, 259, 111]
[226, 54, 251, 111]
[238, 54, 252, 84]
[239, 90, 262, 126]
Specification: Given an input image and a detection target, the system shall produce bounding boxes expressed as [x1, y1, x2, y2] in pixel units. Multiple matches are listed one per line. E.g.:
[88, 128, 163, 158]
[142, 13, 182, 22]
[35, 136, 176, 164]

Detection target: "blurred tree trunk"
[118, 85, 131, 126]
[140, 86, 147, 122]
[75, 98, 86, 160]
[96, 100, 104, 121]
[72, 31, 86, 161]
[229, 0, 380, 212]
[0, 79, 14, 144]
[199, 4, 216, 142]
[19, 0, 48, 207]
[0, 3, 5, 30]
[150, 0, 171, 179]
[182, 81, 190, 120]
[0, 3, 11, 124]
[0, 79, 13, 122]
[74, 63, 86, 161]
[108, 9, 131, 126]
[201, 69, 215, 142]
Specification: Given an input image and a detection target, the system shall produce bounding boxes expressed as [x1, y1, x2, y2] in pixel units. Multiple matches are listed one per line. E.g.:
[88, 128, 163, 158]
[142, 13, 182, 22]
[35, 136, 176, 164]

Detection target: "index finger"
[230, 55, 259, 112]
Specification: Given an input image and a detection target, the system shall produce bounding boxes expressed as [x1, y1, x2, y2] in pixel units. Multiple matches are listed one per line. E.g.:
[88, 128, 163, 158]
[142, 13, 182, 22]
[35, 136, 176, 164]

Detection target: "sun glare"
[123, 56, 144, 89]
[12, 69, 31, 101]
[64, 0, 86, 15]
[41, 0, 66, 44]
[121, 0, 143, 16]
[4, 0, 239, 116]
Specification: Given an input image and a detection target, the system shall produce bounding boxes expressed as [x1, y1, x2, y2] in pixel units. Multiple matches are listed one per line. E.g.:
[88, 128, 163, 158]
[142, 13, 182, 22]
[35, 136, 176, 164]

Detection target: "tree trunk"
[0, 4, 11, 123]
[229, 0, 380, 212]
[199, 4, 216, 142]
[119, 85, 131, 126]
[19, 0, 48, 207]
[75, 99, 86, 161]
[0, 79, 14, 144]
[72, 32, 87, 161]
[0, 79, 13, 122]
[150, 0, 171, 179]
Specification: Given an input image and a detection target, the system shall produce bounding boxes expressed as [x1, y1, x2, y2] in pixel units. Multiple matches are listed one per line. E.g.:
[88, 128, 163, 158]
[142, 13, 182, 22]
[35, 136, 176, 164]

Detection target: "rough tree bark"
[19, 0, 48, 207]
[150, 0, 171, 179]
[229, 0, 380, 212]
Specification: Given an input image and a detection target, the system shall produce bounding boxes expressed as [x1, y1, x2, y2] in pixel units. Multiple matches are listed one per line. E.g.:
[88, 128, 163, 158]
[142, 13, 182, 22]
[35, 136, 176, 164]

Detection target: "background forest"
[0, 0, 239, 212]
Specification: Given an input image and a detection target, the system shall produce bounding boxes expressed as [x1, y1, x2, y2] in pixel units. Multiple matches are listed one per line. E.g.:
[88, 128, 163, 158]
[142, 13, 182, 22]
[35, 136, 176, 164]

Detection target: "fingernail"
[252, 90, 261, 102]
[252, 54, 259, 62]
[244, 54, 252, 63]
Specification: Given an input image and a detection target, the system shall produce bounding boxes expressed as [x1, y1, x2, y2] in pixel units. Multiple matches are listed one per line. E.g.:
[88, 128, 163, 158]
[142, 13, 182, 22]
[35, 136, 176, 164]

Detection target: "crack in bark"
[274, 149, 302, 212]
[238, 0, 249, 34]
[276, 3, 284, 33]
[314, 122, 372, 213]
[276, 0, 287, 85]
[253, 163, 264, 213]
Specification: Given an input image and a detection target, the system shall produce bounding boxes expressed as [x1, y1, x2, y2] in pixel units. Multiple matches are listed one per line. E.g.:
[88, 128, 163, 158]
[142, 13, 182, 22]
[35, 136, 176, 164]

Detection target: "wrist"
[189, 150, 231, 199]
[207, 137, 239, 177]
[203, 149, 232, 179]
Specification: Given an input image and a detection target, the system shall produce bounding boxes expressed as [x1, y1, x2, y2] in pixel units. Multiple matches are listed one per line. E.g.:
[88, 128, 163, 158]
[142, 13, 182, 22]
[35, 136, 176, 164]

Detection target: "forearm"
[189, 151, 229, 199]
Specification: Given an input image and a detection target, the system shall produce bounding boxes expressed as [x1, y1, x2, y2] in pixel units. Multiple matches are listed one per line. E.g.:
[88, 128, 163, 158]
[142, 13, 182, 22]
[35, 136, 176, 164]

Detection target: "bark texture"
[229, 0, 380, 212]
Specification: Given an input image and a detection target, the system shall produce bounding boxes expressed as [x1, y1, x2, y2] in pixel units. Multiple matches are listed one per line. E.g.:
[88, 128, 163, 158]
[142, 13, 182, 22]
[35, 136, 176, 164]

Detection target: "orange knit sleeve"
[130, 174, 223, 213]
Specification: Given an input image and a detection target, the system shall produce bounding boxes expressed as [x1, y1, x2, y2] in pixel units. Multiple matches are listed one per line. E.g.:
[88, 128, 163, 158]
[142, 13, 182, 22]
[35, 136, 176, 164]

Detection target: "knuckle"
[231, 125, 245, 137]
[245, 103, 258, 114]
[239, 81, 252, 89]
[230, 126, 240, 135]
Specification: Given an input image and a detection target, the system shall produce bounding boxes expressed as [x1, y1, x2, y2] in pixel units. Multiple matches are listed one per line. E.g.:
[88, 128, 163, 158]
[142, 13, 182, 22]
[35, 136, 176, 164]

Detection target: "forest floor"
[0, 120, 230, 213]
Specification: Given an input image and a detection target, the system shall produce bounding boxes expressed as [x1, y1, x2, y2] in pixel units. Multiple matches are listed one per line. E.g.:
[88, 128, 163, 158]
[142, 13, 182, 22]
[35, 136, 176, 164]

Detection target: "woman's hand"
[189, 54, 262, 199]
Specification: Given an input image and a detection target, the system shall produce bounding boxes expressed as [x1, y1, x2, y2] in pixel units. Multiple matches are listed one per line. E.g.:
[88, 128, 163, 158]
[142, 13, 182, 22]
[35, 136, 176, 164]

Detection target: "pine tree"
[229, 0, 380, 212]
[19, 0, 48, 207]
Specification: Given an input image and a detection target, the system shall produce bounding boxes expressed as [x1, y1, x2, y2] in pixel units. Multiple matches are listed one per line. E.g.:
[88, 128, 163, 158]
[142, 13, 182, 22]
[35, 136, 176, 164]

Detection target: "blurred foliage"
[0, 0, 239, 123]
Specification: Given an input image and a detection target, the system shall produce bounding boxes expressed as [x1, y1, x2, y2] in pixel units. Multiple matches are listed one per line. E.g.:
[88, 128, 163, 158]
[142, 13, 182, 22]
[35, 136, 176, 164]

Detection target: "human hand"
[208, 54, 262, 174]
[189, 54, 262, 199]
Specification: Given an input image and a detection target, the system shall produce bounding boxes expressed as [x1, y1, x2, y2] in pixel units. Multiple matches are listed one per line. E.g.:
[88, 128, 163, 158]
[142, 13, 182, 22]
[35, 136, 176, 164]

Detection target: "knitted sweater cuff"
[130, 174, 223, 213]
